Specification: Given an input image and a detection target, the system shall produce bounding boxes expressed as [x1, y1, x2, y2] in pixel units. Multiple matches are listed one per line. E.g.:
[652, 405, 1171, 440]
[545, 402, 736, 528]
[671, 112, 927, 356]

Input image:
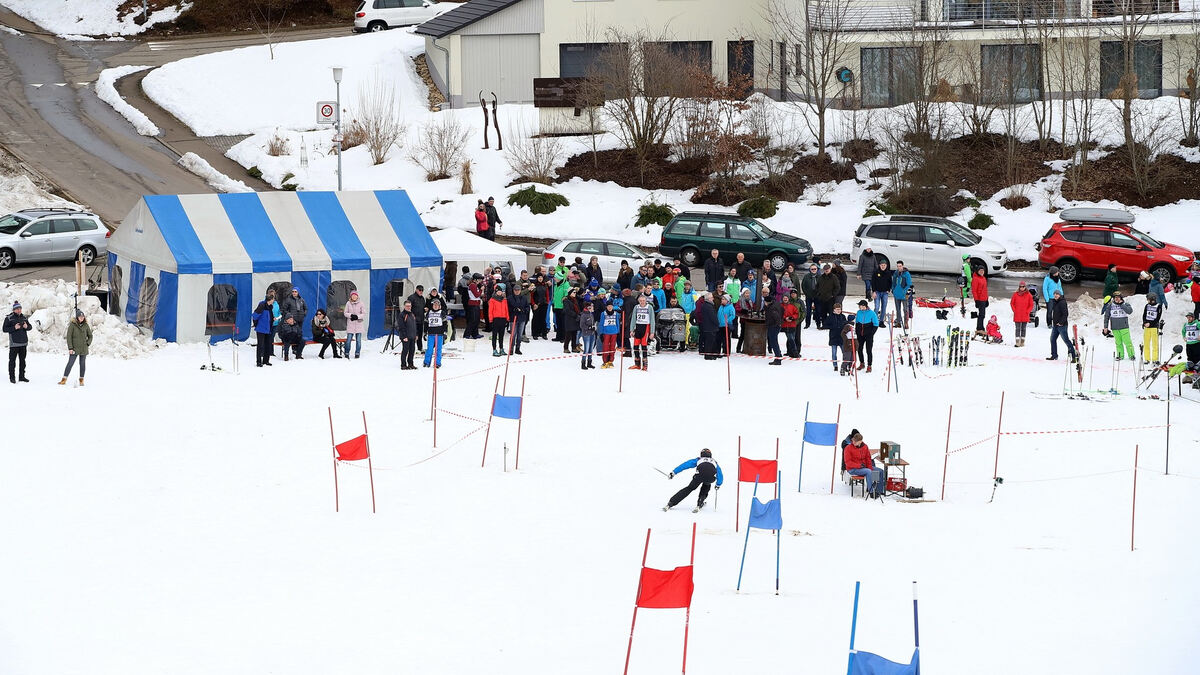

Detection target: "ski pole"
[653, 467, 670, 477]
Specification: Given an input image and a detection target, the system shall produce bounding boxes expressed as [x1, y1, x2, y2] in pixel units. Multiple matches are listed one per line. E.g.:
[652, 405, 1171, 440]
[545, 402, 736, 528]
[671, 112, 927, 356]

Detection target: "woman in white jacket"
[344, 291, 366, 359]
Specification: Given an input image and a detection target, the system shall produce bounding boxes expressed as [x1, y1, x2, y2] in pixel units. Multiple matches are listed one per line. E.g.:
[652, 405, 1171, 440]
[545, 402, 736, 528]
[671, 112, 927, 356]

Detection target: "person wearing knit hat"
[4, 300, 32, 382]
[60, 309, 92, 386]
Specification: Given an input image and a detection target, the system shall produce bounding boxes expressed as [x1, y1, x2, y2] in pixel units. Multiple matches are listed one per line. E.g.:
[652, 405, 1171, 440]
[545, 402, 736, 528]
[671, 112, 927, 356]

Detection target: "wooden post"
[328, 407, 339, 512]
[992, 391, 1005, 480]
[363, 411, 376, 514]
[481, 375, 500, 468]
[941, 405, 953, 502]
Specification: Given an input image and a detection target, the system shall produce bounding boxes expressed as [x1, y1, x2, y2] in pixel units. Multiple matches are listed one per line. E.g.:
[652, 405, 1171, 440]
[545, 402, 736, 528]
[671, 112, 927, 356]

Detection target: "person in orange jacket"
[971, 268, 989, 335]
[488, 285, 510, 356]
[843, 433, 884, 498]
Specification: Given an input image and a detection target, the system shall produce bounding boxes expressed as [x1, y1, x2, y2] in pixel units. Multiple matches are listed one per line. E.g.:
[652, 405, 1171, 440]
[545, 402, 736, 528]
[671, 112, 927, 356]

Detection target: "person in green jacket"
[1183, 312, 1200, 368]
[723, 268, 741, 304]
[552, 269, 570, 341]
[960, 255, 972, 299]
[1103, 264, 1120, 299]
[60, 310, 92, 386]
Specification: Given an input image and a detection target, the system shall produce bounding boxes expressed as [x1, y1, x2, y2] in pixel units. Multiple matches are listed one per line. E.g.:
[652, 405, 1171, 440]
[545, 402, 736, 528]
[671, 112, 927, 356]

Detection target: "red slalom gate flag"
[636, 565, 694, 609]
[738, 458, 779, 483]
[335, 434, 370, 461]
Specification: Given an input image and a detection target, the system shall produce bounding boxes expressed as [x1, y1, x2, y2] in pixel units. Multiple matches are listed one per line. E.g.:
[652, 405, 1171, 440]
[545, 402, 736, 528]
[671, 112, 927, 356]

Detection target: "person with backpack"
[423, 298, 447, 368]
[1010, 281, 1034, 347]
[663, 448, 724, 512]
[857, 248, 877, 298]
[59, 310, 92, 386]
[344, 291, 366, 359]
[854, 299, 879, 373]
[1102, 291, 1136, 361]
[891, 261, 913, 329]
[843, 432, 884, 499]
[397, 299, 417, 370]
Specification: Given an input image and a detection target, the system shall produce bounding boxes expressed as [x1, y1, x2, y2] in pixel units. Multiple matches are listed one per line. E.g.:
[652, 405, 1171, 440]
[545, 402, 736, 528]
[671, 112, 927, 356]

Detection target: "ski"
[1072, 325, 1083, 384]
[692, 504, 704, 514]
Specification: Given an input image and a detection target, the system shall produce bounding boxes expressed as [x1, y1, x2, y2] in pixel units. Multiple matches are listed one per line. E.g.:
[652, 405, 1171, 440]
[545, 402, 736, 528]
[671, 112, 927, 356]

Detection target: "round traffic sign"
[320, 104, 334, 118]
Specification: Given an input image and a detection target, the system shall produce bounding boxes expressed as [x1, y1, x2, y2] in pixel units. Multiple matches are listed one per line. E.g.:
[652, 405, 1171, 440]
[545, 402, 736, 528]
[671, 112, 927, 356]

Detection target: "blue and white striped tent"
[106, 190, 442, 343]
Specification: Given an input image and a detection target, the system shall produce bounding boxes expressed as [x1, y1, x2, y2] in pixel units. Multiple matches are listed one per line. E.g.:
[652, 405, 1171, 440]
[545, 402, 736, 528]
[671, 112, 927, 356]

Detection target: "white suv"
[851, 215, 1008, 275]
[352, 0, 446, 32]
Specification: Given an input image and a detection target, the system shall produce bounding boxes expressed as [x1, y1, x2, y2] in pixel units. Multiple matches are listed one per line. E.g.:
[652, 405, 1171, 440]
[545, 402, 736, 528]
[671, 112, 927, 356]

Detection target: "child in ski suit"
[598, 302, 621, 368]
[840, 321, 856, 376]
[1143, 295, 1164, 364]
[826, 303, 849, 373]
[664, 449, 724, 511]
[1102, 291, 1136, 360]
[985, 316, 1003, 344]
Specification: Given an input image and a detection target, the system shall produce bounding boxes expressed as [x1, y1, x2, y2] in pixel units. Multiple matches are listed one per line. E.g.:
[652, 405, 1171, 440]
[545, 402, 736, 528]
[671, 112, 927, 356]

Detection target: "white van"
[353, 0, 446, 32]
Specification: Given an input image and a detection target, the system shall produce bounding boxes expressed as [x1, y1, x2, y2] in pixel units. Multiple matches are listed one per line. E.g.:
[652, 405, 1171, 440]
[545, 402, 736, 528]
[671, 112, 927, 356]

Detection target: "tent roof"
[429, 228, 528, 273]
[108, 191, 441, 275]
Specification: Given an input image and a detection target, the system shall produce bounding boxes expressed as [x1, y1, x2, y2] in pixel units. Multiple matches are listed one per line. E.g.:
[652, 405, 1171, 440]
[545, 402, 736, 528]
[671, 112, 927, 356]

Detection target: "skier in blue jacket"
[664, 449, 724, 511]
[1041, 267, 1063, 327]
[251, 297, 275, 367]
[891, 261, 913, 328]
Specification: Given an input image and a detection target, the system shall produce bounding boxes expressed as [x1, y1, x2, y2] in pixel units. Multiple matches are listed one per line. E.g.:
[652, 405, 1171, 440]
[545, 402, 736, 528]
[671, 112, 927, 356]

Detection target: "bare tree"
[248, 0, 289, 61]
[504, 116, 564, 184]
[584, 28, 697, 184]
[1015, 7, 1060, 151]
[357, 74, 407, 165]
[1170, 14, 1200, 146]
[770, 0, 859, 159]
[953, 46, 1001, 137]
[1058, 19, 1100, 189]
[1101, 0, 1159, 150]
[745, 95, 803, 189]
[408, 114, 471, 180]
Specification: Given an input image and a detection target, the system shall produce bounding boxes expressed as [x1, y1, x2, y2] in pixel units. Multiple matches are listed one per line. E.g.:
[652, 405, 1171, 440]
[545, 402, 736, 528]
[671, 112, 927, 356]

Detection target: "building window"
[326, 280, 357, 332]
[206, 284, 238, 336]
[136, 278, 158, 329]
[981, 44, 1042, 104]
[559, 43, 620, 78]
[651, 41, 713, 74]
[1100, 40, 1162, 99]
[861, 47, 919, 108]
[1094, 0, 1176, 17]
[109, 265, 122, 316]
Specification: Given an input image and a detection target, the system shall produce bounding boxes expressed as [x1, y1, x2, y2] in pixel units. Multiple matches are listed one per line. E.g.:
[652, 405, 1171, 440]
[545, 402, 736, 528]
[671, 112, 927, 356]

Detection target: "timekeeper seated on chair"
[843, 433, 884, 499]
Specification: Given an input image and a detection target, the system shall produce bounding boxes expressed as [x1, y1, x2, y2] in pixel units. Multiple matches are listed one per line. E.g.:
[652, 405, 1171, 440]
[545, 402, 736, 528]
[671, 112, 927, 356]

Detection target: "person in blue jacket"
[651, 279, 667, 311]
[664, 448, 724, 511]
[1041, 266, 1063, 328]
[1148, 275, 1168, 309]
[251, 295, 275, 367]
[854, 299, 881, 372]
[891, 261, 913, 329]
[717, 293, 736, 355]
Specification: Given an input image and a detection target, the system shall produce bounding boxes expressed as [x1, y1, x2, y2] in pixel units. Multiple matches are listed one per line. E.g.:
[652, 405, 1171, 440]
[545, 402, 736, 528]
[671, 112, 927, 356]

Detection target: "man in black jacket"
[1047, 290, 1077, 362]
[278, 316, 305, 360]
[484, 197, 502, 241]
[281, 287, 307, 323]
[814, 265, 839, 329]
[698, 292, 720, 360]
[731, 252, 753, 282]
[398, 300, 418, 369]
[764, 294, 783, 365]
[3, 301, 31, 383]
[703, 249, 724, 293]
[408, 285, 427, 352]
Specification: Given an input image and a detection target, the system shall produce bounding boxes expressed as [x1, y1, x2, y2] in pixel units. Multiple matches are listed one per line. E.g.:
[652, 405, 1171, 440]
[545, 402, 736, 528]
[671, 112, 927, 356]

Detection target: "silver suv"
[0, 208, 108, 269]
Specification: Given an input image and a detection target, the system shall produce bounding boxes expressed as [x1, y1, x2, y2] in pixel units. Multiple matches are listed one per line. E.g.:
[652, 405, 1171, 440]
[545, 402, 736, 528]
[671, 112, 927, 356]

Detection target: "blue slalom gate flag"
[747, 497, 782, 530]
[803, 421, 838, 446]
[492, 395, 522, 420]
[849, 649, 919, 675]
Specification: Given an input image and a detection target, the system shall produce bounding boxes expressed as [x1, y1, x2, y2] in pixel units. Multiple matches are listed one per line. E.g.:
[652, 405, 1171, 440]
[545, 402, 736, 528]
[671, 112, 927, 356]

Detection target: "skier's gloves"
[714, 485, 720, 490]
[668, 472, 674, 479]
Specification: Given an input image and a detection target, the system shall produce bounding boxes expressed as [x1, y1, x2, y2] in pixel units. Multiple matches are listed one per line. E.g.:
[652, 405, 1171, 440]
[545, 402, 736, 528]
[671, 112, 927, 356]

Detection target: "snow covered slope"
[0, 0, 190, 36]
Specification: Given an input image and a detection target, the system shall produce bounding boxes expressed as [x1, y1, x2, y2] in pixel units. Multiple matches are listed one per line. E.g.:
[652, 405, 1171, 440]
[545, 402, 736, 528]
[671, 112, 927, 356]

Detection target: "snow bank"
[0, 0, 190, 36]
[0, 280, 163, 358]
[0, 174, 80, 215]
[176, 152, 251, 193]
[94, 65, 159, 136]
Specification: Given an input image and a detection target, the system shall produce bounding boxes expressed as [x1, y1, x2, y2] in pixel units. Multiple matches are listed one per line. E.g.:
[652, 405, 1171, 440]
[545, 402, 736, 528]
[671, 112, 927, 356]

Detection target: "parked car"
[658, 211, 812, 271]
[851, 214, 1008, 276]
[352, 0, 448, 32]
[540, 239, 653, 279]
[0, 208, 108, 270]
[1035, 207, 1194, 284]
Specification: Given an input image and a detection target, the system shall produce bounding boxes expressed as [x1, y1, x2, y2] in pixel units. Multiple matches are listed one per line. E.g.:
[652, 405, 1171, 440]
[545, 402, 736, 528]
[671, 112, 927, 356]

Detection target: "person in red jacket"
[781, 294, 800, 358]
[1010, 281, 1034, 348]
[465, 274, 483, 339]
[473, 201, 489, 238]
[488, 285, 510, 356]
[971, 268, 989, 335]
[1191, 268, 1200, 318]
[843, 433, 883, 498]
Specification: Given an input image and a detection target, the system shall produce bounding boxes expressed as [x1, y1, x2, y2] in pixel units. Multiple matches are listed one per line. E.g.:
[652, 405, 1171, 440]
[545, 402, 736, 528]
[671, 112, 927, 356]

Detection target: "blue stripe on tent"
[212, 273, 253, 342]
[144, 195, 213, 274]
[292, 270, 330, 341]
[295, 192, 370, 270]
[219, 193, 293, 273]
[154, 271, 179, 341]
[368, 268, 407, 340]
[373, 190, 442, 268]
[125, 261, 146, 325]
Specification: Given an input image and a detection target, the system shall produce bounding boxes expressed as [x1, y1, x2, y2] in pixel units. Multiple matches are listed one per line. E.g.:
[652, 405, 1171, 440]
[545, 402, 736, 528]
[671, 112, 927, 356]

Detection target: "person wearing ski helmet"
[1142, 293, 1164, 364]
[1102, 291, 1136, 361]
[664, 449, 724, 511]
[1042, 267, 1063, 329]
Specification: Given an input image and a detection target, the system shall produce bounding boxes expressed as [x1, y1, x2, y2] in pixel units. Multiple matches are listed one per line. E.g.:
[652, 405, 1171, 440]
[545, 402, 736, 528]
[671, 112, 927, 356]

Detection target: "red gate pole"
[363, 411, 376, 514]
[681, 522, 696, 674]
[829, 404, 842, 494]
[1131, 444, 1139, 552]
[328, 407, 339, 512]
[941, 405, 953, 501]
[481, 375, 500, 468]
[622, 528, 652, 675]
[515, 375, 526, 470]
[992, 391, 1005, 480]
[775, 437, 780, 500]
[736, 436, 742, 533]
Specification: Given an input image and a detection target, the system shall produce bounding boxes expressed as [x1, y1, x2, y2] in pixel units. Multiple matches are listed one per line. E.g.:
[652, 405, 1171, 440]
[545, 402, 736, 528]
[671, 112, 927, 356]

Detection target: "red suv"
[1035, 207, 1194, 284]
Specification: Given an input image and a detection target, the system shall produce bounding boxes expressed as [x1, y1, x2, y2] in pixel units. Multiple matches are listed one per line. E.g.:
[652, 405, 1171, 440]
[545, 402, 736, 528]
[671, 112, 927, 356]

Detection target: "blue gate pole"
[736, 476, 759, 592]
[846, 581, 861, 675]
[798, 401, 810, 492]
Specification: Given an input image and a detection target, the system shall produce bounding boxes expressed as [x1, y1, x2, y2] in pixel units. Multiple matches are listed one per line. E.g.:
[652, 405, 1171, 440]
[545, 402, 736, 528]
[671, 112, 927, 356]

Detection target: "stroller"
[1027, 287, 1041, 327]
[656, 307, 687, 352]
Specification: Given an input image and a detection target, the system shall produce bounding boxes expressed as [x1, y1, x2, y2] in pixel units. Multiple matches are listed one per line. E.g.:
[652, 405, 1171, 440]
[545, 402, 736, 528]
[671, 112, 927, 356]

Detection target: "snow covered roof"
[429, 227, 528, 275]
[108, 191, 441, 275]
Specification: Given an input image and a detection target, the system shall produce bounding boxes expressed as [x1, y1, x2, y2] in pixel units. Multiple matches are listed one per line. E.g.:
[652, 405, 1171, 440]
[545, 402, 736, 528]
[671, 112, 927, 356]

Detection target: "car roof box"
[1059, 207, 1134, 224]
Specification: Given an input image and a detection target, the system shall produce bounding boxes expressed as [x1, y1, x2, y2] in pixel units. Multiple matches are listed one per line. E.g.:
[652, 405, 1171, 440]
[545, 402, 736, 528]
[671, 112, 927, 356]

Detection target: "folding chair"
[841, 459, 867, 499]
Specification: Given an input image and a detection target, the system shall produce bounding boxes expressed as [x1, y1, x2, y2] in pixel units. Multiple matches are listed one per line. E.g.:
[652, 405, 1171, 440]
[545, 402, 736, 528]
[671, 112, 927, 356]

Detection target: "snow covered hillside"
[0, 0, 190, 36]
[1, 283, 1197, 674]
[136, 30, 1200, 263]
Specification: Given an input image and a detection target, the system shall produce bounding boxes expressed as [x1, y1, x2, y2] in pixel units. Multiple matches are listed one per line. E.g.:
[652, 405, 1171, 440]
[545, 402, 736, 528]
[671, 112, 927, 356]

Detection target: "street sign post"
[316, 101, 336, 125]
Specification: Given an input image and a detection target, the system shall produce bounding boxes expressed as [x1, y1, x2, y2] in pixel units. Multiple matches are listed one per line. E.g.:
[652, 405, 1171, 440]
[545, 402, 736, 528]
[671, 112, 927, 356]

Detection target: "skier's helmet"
[700, 449, 713, 458]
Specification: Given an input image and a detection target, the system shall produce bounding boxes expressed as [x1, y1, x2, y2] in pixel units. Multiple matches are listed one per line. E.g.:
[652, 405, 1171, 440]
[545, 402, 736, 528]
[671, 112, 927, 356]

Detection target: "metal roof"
[414, 0, 525, 38]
